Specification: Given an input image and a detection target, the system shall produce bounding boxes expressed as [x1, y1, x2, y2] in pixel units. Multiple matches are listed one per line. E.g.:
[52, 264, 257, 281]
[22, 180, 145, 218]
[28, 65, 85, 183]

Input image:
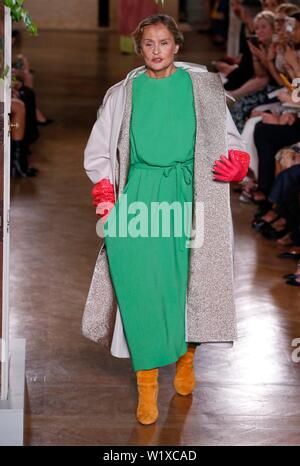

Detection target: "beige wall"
[25, 0, 99, 30]
[24, 1, 179, 30]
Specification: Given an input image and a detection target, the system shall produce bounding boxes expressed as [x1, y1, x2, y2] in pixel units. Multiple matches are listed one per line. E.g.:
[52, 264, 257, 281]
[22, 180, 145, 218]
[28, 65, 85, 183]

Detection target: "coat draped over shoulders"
[82, 62, 246, 358]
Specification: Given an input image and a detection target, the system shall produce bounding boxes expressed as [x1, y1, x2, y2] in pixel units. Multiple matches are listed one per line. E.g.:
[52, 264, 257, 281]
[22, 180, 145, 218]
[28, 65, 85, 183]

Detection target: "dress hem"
[132, 344, 188, 372]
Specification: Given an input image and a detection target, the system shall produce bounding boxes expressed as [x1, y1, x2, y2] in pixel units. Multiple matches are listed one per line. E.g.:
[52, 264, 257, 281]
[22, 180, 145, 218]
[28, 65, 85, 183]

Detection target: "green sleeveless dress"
[104, 67, 197, 371]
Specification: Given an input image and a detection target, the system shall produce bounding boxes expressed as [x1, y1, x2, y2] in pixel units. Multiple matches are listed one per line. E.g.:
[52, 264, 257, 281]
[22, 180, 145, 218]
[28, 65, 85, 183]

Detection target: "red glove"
[213, 149, 250, 182]
[91, 178, 115, 223]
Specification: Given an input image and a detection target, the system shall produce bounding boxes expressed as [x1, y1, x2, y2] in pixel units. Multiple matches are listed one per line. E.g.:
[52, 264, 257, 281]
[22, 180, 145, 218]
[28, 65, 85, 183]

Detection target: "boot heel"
[136, 368, 159, 425]
[173, 345, 197, 396]
[11, 164, 19, 178]
[11, 159, 28, 177]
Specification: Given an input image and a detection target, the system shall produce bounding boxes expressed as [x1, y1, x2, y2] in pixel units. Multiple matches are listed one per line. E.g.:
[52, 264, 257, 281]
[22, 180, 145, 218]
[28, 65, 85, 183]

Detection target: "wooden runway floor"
[9, 29, 300, 445]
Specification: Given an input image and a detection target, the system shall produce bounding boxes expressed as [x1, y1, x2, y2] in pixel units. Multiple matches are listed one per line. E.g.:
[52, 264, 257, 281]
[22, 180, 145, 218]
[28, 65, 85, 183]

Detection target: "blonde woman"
[83, 14, 250, 425]
[230, 10, 282, 131]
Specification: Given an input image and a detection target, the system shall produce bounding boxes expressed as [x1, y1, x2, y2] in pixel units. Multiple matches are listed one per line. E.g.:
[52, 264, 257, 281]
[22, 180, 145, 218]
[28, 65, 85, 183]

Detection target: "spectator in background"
[251, 10, 300, 202]
[234, 3, 300, 195]
[238, 8, 300, 202]
[266, 2, 300, 87]
[223, 0, 262, 91]
[229, 10, 280, 131]
[12, 30, 53, 126]
[260, 0, 285, 13]
[10, 95, 38, 177]
[10, 29, 55, 177]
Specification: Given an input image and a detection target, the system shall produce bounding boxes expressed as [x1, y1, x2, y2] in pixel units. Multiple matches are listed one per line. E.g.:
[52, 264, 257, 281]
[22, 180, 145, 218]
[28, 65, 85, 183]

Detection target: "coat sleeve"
[226, 105, 246, 152]
[83, 88, 115, 185]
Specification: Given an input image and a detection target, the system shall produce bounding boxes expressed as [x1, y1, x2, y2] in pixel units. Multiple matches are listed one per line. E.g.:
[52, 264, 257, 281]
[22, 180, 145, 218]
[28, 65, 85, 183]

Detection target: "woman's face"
[140, 23, 179, 72]
[274, 13, 286, 34]
[255, 18, 274, 43]
[262, 0, 279, 13]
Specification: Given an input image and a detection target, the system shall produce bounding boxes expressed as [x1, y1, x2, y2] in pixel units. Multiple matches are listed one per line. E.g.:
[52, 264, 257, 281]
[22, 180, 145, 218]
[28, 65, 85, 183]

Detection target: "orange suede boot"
[136, 368, 159, 425]
[173, 344, 197, 396]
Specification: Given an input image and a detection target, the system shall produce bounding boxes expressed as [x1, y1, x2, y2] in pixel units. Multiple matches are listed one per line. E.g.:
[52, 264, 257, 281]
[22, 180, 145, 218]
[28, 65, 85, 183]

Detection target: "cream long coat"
[82, 61, 246, 359]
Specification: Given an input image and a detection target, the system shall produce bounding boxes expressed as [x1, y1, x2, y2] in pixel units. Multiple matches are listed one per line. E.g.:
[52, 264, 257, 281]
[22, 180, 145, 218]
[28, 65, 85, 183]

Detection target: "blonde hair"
[275, 3, 300, 15]
[131, 14, 184, 55]
[254, 10, 276, 27]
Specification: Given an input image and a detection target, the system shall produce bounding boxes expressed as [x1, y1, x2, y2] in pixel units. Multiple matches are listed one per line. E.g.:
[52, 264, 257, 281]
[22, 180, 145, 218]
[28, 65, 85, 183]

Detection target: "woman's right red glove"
[213, 149, 250, 182]
[91, 178, 115, 223]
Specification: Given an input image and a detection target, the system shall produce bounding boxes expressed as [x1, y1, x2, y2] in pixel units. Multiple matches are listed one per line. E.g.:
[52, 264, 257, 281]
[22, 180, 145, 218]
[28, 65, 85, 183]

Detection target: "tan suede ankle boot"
[173, 344, 197, 396]
[136, 368, 159, 425]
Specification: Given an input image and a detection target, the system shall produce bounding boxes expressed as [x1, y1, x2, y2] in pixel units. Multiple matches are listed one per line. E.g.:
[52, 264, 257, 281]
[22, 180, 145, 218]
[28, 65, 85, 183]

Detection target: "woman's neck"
[145, 63, 177, 79]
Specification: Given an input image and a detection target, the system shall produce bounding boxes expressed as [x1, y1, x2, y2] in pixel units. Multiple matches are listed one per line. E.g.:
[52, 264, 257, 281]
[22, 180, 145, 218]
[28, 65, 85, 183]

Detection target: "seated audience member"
[241, 9, 300, 203]
[266, 3, 300, 87]
[260, 0, 285, 13]
[12, 29, 53, 126]
[252, 155, 300, 235]
[235, 5, 300, 195]
[10, 92, 38, 177]
[222, 0, 262, 90]
[229, 10, 282, 131]
[216, 0, 284, 76]
[10, 30, 56, 178]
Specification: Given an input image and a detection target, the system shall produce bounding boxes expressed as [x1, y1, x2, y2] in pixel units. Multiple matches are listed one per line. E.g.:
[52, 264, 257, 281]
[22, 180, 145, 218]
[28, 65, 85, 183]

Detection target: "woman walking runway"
[83, 14, 250, 425]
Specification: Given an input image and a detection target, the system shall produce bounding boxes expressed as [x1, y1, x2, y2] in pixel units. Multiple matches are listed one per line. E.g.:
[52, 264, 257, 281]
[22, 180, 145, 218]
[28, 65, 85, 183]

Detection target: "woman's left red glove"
[213, 149, 250, 182]
[91, 178, 115, 223]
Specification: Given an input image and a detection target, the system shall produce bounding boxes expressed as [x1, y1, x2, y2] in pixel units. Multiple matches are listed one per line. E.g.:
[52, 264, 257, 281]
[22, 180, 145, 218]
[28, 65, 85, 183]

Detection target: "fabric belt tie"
[130, 158, 194, 252]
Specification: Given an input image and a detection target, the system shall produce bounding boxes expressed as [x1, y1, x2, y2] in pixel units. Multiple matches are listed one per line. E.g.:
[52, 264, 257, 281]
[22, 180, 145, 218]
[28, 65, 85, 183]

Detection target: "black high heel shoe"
[252, 211, 280, 232]
[241, 189, 269, 205]
[261, 223, 290, 240]
[11, 165, 38, 177]
[253, 202, 273, 219]
[283, 273, 299, 279]
[286, 278, 300, 286]
[11, 140, 39, 177]
[278, 251, 300, 260]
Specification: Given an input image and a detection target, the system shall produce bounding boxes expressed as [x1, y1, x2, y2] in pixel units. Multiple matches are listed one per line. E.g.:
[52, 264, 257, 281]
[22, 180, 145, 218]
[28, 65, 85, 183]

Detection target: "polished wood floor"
[10, 29, 300, 446]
